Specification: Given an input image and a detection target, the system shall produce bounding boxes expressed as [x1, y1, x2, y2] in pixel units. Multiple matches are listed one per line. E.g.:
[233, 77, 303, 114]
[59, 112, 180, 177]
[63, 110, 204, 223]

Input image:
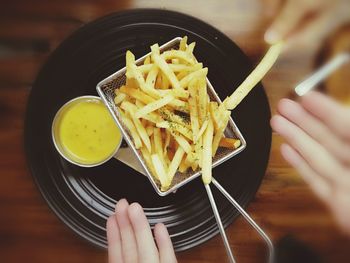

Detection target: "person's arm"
[107, 199, 177, 263]
[264, 0, 350, 47]
[271, 91, 350, 236]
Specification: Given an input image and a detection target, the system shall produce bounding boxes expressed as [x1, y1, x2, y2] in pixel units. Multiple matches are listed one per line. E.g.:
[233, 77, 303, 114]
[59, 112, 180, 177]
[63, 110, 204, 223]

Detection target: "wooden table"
[1, 1, 349, 262]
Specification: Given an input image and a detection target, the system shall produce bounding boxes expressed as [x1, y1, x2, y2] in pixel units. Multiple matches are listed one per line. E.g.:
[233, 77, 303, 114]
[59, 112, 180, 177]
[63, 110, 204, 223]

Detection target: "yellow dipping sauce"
[53, 97, 121, 165]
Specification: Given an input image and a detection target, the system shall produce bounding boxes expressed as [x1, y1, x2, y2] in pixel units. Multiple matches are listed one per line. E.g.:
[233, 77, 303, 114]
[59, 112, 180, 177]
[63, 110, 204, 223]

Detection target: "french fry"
[151, 154, 170, 189]
[164, 151, 171, 167]
[133, 117, 152, 152]
[120, 86, 155, 105]
[156, 121, 193, 141]
[169, 63, 202, 73]
[159, 109, 191, 129]
[134, 99, 144, 109]
[145, 65, 159, 90]
[195, 136, 203, 168]
[141, 112, 161, 124]
[121, 101, 152, 152]
[135, 95, 174, 118]
[197, 119, 209, 142]
[188, 79, 200, 141]
[179, 156, 190, 173]
[133, 100, 162, 124]
[186, 42, 196, 61]
[184, 151, 198, 169]
[126, 51, 160, 99]
[119, 111, 142, 149]
[219, 138, 241, 149]
[162, 50, 196, 65]
[191, 163, 198, 171]
[138, 64, 153, 73]
[168, 99, 189, 111]
[197, 78, 208, 124]
[140, 147, 157, 178]
[161, 72, 170, 89]
[202, 118, 214, 184]
[158, 88, 189, 99]
[209, 102, 220, 129]
[144, 56, 151, 65]
[151, 44, 182, 90]
[126, 77, 138, 89]
[155, 74, 162, 89]
[179, 68, 208, 89]
[167, 147, 185, 180]
[187, 42, 195, 52]
[222, 41, 283, 110]
[212, 110, 230, 157]
[114, 89, 127, 105]
[153, 128, 165, 164]
[176, 70, 189, 81]
[163, 129, 171, 154]
[120, 101, 138, 114]
[179, 36, 188, 51]
[172, 133, 192, 154]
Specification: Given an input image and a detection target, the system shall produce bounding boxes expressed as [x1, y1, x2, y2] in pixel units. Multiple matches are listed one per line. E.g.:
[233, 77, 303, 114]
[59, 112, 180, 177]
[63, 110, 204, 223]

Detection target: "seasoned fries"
[112, 37, 282, 191]
[202, 118, 214, 184]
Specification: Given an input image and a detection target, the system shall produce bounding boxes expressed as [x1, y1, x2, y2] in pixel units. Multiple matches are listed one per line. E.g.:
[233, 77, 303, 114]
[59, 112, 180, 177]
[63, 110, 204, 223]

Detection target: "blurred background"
[0, 0, 349, 262]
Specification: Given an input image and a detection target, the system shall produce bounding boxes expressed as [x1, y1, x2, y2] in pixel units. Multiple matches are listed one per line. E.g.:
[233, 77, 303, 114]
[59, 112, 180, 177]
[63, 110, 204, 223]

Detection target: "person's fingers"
[277, 99, 350, 165]
[329, 189, 350, 236]
[280, 143, 332, 203]
[284, 11, 339, 50]
[262, 0, 281, 17]
[107, 215, 123, 263]
[301, 91, 350, 141]
[154, 223, 177, 263]
[271, 115, 347, 185]
[128, 203, 159, 263]
[264, 0, 306, 44]
[115, 199, 138, 263]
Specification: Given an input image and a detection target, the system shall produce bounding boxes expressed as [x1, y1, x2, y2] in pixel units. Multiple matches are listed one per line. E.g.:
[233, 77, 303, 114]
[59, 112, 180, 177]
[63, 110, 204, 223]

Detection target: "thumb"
[264, 0, 306, 44]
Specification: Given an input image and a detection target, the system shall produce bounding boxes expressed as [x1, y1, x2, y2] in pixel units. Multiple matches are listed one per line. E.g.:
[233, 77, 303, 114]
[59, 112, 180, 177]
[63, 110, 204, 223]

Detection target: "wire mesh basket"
[96, 37, 246, 196]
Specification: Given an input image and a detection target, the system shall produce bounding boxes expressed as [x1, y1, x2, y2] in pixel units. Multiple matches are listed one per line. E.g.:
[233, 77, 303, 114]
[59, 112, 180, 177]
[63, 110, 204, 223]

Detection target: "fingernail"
[264, 30, 280, 44]
[128, 202, 143, 218]
[118, 198, 128, 204]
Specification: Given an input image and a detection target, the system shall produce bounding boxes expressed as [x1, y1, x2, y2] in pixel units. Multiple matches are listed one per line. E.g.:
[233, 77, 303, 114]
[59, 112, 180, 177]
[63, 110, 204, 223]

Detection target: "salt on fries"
[114, 37, 283, 190]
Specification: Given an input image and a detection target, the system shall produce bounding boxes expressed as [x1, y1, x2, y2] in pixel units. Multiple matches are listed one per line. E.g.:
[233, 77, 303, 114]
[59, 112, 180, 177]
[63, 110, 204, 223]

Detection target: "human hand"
[271, 91, 350, 236]
[106, 199, 177, 263]
[264, 0, 350, 48]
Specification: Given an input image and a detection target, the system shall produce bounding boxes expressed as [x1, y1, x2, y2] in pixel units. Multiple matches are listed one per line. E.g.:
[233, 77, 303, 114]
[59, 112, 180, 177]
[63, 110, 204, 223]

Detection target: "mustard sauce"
[54, 98, 121, 165]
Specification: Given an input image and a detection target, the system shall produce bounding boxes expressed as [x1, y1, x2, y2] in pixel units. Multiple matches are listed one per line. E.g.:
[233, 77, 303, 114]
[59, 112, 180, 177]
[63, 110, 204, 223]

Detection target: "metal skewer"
[205, 179, 275, 263]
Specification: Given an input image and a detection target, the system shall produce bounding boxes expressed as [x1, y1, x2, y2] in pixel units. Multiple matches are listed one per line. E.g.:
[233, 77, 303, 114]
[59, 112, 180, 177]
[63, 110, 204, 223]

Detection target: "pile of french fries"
[114, 36, 283, 191]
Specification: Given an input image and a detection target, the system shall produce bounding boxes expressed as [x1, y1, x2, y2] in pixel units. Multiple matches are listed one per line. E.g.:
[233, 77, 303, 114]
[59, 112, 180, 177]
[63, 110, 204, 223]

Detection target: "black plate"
[24, 9, 272, 251]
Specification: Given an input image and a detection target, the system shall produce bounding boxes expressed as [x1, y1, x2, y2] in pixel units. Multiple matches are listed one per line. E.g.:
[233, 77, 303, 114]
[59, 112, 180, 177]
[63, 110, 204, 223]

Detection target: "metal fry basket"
[97, 37, 274, 263]
[96, 37, 246, 196]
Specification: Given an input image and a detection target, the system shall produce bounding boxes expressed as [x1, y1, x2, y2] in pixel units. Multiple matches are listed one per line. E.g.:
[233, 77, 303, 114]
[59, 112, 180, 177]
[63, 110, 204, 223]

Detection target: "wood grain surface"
[0, 1, 349, 262]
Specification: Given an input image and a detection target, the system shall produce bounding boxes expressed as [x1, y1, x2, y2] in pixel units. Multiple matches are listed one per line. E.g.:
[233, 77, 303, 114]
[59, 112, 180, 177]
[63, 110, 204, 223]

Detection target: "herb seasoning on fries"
[113, 36, 283, 190]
